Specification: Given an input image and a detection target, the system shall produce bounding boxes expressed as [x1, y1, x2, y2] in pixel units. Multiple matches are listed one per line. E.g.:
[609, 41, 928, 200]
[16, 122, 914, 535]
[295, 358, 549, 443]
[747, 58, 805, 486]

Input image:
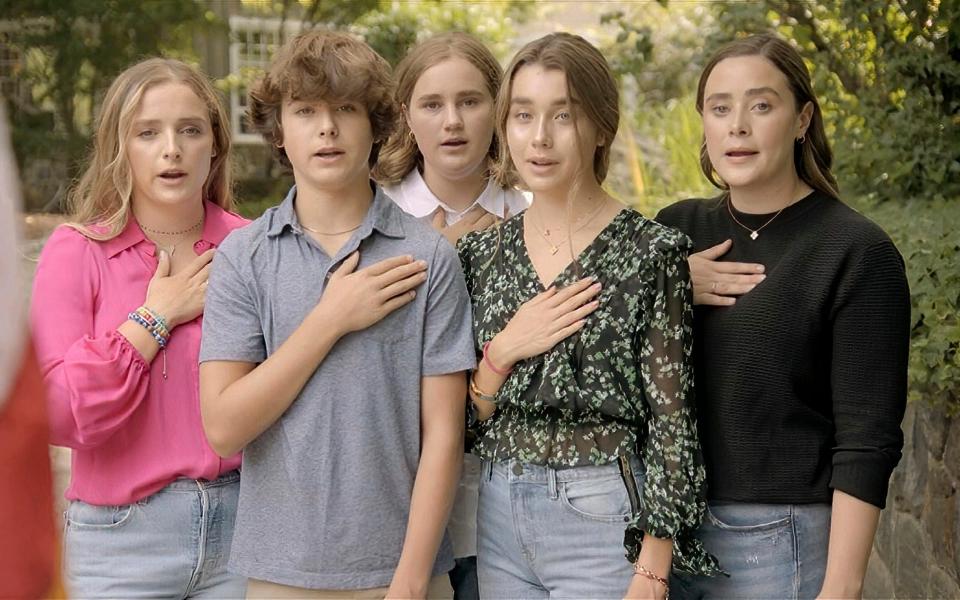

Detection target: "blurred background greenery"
[3, 0, 958, 410]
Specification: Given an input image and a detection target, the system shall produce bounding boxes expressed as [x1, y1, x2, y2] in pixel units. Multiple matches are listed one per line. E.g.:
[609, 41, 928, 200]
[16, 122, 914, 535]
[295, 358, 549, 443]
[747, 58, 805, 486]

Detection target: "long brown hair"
[493, 32, 619, 190]
[696, 34, 839, 199]
[67, 58, 234, 240]
[373, 32, 503, 185]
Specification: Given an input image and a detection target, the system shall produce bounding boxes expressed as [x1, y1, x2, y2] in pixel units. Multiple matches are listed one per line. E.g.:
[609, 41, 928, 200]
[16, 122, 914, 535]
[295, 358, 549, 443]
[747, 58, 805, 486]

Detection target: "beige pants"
[246, 574, 453, 599]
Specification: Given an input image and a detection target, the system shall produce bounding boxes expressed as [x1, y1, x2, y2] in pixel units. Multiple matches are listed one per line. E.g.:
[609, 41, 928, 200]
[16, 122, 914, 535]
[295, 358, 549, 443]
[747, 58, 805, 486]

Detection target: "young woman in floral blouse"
[457, 32, 721, 599]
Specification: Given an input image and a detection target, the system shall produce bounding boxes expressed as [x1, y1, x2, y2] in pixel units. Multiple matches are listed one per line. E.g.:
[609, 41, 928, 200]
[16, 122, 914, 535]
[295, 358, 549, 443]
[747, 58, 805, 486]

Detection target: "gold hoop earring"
[408, 130, 416, 142]
[797, 134, 806, 144]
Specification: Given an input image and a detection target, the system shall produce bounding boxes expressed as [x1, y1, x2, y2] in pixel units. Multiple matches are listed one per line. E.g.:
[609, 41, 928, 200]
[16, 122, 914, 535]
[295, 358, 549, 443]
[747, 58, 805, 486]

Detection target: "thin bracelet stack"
[469, 374, 497, 403]
[128, 306, 171, 380]
[128, 306, 170, 348]
[634, 563, 670, 599]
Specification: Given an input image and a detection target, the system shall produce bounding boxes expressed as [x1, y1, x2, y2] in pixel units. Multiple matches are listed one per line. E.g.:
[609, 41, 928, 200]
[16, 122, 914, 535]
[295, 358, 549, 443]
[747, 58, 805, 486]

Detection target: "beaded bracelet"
[482, 341, 512, 376]
[633, 563, 669, 599]
[128, 311, 168, 348]
[133, 306, 170, 339]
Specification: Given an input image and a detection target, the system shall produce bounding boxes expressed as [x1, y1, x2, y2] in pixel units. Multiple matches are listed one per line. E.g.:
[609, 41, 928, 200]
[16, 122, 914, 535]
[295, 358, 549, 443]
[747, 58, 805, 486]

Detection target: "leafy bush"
[864, 199, 960, 412]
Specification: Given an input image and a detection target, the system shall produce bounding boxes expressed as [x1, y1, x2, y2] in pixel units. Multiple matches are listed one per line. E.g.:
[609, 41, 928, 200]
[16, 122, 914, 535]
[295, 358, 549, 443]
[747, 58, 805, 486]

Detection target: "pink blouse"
[31, 202, 247, 505]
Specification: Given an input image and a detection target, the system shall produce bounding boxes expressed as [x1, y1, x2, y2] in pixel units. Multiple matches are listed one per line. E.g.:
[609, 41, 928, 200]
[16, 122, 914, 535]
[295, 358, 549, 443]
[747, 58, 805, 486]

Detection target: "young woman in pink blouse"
[30, 58, 248, 597]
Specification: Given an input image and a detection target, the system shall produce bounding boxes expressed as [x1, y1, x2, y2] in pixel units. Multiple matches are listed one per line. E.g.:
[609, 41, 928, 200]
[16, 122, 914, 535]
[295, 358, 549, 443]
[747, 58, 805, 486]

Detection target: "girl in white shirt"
[374, 32, 528, 600]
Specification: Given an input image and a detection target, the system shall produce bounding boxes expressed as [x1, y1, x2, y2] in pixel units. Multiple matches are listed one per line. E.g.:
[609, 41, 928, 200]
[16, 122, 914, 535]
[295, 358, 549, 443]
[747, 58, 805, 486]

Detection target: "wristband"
[482, 341, 512, 376]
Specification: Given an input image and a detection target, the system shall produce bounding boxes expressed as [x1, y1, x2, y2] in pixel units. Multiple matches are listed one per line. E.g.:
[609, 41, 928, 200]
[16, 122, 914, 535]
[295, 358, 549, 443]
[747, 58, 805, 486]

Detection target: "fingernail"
[417, 260, 427, 267]
[758, 274, 766, 281]
[755, 265, 764, 272]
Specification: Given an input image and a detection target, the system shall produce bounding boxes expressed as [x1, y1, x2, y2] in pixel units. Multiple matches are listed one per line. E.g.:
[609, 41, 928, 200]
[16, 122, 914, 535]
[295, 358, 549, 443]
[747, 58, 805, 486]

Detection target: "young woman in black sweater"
[657, 34, 910, 599]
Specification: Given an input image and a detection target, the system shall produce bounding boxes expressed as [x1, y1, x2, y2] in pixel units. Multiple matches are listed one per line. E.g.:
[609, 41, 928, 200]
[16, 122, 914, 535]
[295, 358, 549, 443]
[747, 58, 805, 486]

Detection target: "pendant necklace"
[726, 197, 788, 240]
[529, 198, 607, 255]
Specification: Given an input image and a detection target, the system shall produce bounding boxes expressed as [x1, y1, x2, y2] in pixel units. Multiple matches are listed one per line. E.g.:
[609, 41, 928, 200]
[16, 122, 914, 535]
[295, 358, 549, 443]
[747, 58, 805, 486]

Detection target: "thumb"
[332, 251, 360, 279]
[430, 208, 446, 231]
[154, 249, 171, 279]
[696, 239, 733, 260]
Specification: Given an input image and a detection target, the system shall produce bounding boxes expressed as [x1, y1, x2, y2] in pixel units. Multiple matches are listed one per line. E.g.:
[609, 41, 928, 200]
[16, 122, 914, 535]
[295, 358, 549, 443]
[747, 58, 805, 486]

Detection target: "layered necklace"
[528, 197, 607, 255]
[141, 216, 204, 256]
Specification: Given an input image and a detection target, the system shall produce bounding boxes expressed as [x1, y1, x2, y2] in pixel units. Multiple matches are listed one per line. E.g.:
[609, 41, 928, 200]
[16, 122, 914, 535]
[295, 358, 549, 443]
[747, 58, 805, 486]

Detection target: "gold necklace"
[529, 198, 607, 255]
[726, 197, 790, 240]
[300, 222, 363, 236]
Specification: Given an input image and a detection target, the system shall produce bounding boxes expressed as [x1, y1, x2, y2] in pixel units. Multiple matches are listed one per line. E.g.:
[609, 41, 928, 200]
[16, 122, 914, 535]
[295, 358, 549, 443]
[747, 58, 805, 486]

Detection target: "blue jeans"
[670, 502, 831, 600]
[476, 458, 643, 599]
[64, 470, 245, 598]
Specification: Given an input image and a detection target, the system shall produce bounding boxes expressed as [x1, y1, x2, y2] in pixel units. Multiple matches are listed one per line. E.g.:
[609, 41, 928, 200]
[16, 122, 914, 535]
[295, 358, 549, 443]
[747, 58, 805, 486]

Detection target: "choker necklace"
[140, 217, 204, 237]
[300, 222, 363, 236]
[529, 198, 607, 255]
[726, 197, 792, 240]
[140, 215, 204, 257]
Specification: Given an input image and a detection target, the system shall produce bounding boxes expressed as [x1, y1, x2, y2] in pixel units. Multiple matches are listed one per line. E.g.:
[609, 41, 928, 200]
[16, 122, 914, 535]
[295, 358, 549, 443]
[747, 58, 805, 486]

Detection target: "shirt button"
[512, 463, 523, 476]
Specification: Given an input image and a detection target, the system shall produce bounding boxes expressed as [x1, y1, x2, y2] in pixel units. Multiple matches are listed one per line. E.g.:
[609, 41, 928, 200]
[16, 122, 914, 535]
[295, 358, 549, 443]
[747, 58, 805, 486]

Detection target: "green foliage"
[864, 198, 960, 413]
[350, 0, 521, 66]
[5, 0, 213, 208]
[597, 2, 716, 210]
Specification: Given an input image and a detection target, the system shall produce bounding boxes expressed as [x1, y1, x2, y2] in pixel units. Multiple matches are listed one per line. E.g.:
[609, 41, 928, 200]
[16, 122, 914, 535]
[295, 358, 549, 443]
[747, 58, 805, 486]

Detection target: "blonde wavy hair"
[66, 58, 234, 240]
[373, 32, 503, 185]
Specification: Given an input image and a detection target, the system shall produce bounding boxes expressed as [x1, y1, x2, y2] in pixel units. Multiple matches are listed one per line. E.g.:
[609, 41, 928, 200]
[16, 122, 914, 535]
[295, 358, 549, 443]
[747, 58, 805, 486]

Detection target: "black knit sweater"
[656, 191, 909, 508]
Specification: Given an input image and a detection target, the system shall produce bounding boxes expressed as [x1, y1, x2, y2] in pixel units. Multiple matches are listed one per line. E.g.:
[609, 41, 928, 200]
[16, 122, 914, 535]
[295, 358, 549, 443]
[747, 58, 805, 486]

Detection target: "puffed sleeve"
[628, 236, 723, 576]
[30, 227, 151, 449]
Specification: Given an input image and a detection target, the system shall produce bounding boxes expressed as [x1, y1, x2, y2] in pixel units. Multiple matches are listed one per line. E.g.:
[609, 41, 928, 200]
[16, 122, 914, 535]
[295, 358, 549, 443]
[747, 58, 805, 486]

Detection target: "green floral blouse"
[457, 208, 722, 576]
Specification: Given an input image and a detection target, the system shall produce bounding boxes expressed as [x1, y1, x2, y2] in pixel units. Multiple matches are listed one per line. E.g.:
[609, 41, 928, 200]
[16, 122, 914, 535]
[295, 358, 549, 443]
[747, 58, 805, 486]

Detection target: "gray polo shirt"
[200, 184, 476, 589]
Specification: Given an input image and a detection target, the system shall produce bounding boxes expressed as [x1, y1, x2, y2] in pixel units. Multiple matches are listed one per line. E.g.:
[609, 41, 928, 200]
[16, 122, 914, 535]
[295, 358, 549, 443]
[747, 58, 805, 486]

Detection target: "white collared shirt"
[383, 168, 529, 226]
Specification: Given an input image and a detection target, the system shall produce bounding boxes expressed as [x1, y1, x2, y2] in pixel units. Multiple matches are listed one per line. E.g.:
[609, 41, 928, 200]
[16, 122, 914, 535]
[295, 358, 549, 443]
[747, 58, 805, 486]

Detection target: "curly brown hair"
[247, 30, 397, 169]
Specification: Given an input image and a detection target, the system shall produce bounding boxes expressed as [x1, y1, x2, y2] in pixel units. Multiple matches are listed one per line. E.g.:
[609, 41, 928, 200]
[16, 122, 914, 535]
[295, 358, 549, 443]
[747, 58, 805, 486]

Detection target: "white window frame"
[228, 15, 303, 144]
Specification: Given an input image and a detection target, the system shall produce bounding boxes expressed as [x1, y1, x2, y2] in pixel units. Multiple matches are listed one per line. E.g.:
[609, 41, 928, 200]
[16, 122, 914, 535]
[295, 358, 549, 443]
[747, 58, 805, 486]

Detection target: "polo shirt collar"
[267, 183, 406, 240]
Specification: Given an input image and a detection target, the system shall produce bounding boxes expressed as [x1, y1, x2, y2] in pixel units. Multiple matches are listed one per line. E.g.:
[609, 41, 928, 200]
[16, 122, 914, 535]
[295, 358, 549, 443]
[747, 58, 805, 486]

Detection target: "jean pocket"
[65, 500, 136, 530]
[705, 504, 792, 533]
[559, 475, 632, 523]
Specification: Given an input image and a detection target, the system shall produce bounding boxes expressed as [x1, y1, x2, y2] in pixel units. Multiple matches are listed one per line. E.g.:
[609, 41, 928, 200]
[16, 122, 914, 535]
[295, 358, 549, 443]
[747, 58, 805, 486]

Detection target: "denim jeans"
[476, 458, 643, 599]
[670, 502, 831, 600]
[64, 470, 245, 599]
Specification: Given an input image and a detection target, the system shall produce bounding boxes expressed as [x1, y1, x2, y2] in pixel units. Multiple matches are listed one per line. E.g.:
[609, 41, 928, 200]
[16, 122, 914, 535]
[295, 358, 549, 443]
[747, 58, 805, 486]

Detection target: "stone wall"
[865, 401, 960, 599]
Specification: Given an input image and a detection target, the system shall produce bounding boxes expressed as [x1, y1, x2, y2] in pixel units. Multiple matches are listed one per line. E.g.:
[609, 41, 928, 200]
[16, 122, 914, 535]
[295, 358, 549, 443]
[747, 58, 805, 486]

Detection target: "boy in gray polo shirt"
[199, 31, 475, 597]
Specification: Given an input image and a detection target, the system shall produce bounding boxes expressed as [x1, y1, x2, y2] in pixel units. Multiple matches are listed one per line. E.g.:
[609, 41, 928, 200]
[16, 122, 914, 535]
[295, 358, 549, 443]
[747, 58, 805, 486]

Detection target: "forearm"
[117, 319, 162, 363]
[819, 490, 880, 598]
[394, 408, 464, 591]
[625, 533, 673, 599]
[201, 306, 342, 456]
[469, 334, 513, 421]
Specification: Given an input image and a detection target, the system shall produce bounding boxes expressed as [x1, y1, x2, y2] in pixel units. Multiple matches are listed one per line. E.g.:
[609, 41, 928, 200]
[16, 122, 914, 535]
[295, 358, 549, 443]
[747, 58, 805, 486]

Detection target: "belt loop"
[548, 467, 558, 500]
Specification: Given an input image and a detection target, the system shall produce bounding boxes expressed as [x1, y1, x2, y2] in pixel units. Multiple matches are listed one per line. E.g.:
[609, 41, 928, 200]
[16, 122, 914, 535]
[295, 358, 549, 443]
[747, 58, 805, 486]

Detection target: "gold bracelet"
[633, 563, 669, 599]
[469, 373, 497, 403]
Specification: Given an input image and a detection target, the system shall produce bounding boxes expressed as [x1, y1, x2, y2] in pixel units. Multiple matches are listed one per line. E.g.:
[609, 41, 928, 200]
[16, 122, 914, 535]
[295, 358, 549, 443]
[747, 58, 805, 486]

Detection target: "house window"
[228, 16, 302, 144]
